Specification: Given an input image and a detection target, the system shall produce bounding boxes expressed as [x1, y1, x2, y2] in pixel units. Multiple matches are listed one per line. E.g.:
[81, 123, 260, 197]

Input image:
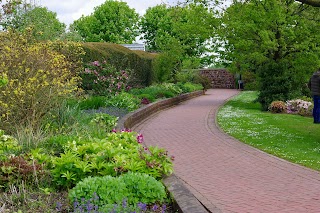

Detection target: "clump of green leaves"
[0, 156, 48, 191]
[68, 172, 167, 209]
[105, 92, 140, 112]
[48, 131, 173, 189]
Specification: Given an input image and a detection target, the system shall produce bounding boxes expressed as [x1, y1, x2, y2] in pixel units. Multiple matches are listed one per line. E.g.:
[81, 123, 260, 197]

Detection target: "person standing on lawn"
[308, 69, 320, 123]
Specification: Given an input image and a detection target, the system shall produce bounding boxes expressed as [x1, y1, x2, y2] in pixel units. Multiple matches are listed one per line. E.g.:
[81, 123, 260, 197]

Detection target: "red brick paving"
[133, 89, 320, 213]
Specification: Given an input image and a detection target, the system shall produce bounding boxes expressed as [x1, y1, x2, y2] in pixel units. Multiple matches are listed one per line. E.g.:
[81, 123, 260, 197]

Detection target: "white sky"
[39, 0, 179, 27]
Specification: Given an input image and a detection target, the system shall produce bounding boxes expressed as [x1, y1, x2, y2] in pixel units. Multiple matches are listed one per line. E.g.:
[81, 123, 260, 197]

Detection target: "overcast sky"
[39, 0, 178, 27]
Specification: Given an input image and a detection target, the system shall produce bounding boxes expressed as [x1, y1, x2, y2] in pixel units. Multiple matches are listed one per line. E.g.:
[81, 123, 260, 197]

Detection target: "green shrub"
[268, 101, 287, 113]
[49, 131, 173, 189]
[77, 96, 107, 110]
[257, 62, 296, 111]
[90, 113, 118, 133]
[68, 172, 166, 208]
[178, 82, 203, 93]
[105, 92, 140, 112]
[137, 94, 156, 103]
[0, 30, 79, 133]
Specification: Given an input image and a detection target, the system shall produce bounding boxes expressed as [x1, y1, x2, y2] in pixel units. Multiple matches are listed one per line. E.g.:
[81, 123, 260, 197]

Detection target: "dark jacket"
[308, 71, 320, 96]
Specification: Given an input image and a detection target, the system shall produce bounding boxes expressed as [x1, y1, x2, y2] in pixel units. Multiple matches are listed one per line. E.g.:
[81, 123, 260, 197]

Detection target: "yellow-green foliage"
[0, 30, 79, 132]
[82, 43, 157, 87]
[48, 40, 85, 75]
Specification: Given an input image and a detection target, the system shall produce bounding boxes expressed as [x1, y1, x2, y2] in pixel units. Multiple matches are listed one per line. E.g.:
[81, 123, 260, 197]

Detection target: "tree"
[140, 3, 216, 67]
[14, 7, 65, 40]
[71, 0, 139, 43]
[218, 0, 320, 109]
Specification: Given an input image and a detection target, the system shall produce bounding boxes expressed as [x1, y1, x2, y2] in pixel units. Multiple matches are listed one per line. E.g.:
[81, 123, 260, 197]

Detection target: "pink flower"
[137, 134, 144, 143]
[171, 156, 175, 161]
[92, 61, 100, 66]
[111, 129, 117, 133]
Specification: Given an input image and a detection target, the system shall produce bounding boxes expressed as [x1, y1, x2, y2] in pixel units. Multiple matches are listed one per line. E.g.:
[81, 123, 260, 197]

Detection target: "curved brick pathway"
[133, 89, 320, 213]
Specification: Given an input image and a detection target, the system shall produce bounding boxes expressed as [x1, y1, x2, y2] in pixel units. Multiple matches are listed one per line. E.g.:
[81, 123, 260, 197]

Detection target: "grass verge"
[217, 91, 320, 171]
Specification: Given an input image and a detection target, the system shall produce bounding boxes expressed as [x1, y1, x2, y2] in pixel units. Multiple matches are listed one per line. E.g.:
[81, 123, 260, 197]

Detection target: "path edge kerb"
[116, 90, 205, 130]
[116, 90, 209, 213]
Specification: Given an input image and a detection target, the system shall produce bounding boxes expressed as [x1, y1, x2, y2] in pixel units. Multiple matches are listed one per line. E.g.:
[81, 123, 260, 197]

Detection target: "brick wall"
[199, 69, 235, 89]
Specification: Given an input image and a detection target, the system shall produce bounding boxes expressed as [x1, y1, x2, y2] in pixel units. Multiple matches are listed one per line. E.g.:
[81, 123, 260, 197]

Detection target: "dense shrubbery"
[0, 30, 80, 133]
[82, 43, 156, 87]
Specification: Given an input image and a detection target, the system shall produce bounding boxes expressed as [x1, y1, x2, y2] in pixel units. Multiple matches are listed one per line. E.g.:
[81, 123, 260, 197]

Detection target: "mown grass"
[217, 91, 320, 171]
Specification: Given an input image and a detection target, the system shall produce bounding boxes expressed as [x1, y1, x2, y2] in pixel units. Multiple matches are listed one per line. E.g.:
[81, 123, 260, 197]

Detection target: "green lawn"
[217, 91, 320, 171]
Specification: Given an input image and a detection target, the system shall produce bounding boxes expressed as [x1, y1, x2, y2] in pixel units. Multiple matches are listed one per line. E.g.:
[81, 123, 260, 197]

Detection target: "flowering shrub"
[80, 60, 130, 96]
[268, 101, 287, 113]
[286, 99, 313, 116]
[0, 30, 79, 132]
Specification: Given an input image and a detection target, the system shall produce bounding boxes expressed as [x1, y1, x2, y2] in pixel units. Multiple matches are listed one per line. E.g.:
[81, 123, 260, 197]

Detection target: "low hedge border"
[116, 90, 210, 213]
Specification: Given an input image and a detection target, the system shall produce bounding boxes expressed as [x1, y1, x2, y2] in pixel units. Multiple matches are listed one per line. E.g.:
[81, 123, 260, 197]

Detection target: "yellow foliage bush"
[0, 30, 80, 132]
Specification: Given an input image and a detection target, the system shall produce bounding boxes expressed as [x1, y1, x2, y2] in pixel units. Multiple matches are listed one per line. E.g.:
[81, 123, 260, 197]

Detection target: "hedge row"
[81, 43, 157, 87]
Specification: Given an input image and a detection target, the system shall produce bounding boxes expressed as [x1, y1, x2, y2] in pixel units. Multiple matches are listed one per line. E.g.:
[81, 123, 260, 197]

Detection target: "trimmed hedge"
[82, 43, 157, 87]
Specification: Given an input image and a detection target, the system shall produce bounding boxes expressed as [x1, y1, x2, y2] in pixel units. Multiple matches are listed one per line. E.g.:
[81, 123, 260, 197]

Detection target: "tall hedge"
[82, 43, 157, 87]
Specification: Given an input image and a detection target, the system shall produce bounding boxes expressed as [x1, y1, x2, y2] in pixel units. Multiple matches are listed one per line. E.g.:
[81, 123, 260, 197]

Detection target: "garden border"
[116, 90, 205, 130]
[116, 90, 210, 213]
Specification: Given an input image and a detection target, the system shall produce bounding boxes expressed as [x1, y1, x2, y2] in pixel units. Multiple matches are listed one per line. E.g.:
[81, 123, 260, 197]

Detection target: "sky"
[39, 0, 179, 27]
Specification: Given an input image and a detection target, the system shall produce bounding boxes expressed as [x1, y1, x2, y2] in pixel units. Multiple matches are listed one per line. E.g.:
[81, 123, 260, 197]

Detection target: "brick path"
[133, 89, 320, 213]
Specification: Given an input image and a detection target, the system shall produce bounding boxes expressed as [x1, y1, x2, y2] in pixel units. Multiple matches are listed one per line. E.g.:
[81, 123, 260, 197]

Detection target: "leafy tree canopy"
[140, 2, 216, 67]
[218, 0, 320, 108]
[71, 0, 139, 43]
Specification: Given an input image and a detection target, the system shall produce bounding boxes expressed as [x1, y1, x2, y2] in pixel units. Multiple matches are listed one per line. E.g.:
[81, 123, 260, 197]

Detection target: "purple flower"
[122, 198, 127, 208]
[137, 134, 144, 143]
[162, 204, 167, 213]
[138, 202, 147, 211]
[152, 204, 159, 211]
[56, 202, 62, 211]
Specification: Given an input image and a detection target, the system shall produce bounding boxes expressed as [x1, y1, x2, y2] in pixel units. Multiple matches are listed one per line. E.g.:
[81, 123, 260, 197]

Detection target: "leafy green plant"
[49, 131, 173, 189]
[90, 113, 118, 133]
[105, 92, 140, 112]
[68, 172, 167, 209]
[0, 156, 48, 191]
[177, 82, 203, 93]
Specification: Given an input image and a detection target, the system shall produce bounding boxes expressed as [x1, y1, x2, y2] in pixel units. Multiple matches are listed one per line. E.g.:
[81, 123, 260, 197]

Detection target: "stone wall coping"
[116, 90, 204, 130]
